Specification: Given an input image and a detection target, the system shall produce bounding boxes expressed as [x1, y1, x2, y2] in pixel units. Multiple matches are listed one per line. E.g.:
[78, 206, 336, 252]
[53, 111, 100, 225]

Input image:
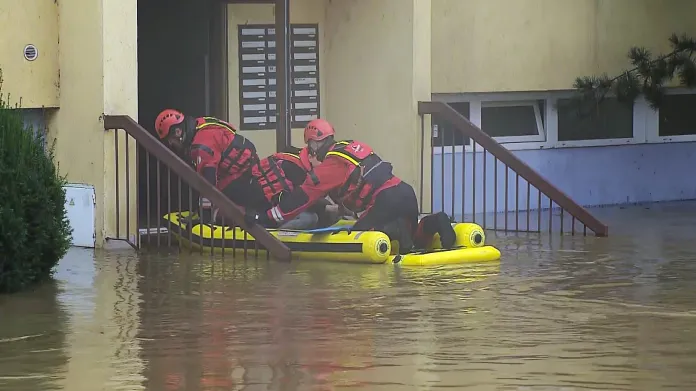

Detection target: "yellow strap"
[325, 150, 359, 166]
[196, 118, 236, 133]
[278, 152, 300, 160]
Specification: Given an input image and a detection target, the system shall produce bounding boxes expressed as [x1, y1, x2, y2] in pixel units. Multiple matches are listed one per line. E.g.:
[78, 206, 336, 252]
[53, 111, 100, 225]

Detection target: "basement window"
[480, 100, 546, 143]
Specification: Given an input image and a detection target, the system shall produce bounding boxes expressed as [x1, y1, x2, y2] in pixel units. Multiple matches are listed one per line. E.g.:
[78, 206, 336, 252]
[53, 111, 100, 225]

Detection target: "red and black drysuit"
[249, 140, 452, 252]
[248, 148, 313, 208]
[188, 117, 259, 210]
[246, 147, 334, 227]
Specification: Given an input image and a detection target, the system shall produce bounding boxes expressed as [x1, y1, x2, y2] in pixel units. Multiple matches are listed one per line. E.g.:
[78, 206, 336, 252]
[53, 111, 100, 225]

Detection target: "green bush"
[0, 70, 72, 294]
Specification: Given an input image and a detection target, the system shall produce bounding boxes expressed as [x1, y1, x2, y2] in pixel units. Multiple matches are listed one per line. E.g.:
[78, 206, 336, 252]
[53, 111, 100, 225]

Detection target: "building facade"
[430, 0, 696, 214]
[2, 0, 695, 247]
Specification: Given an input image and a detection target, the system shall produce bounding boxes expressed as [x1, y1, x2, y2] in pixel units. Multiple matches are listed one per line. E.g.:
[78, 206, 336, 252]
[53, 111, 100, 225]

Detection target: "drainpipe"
[275, 0, 291, 151]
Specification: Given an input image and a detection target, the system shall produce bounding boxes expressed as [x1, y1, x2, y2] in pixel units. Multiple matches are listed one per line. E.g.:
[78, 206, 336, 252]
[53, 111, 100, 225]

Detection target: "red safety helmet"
[154, 109, 185, 140]
[303, 119, 335, 143]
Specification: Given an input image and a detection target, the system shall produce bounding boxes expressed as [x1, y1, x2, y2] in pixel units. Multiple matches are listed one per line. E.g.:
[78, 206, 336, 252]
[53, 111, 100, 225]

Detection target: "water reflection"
[0, 248, 146, 391]
[0, 280, 68, 390]
[2, 202, 696, 390]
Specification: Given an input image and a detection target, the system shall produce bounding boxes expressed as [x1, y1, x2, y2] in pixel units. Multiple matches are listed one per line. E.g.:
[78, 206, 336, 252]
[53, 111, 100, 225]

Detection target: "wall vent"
[24, 44, 38, 61]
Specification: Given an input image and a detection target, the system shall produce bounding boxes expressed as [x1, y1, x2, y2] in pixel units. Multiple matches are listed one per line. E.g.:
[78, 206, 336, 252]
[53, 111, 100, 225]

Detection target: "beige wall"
[103, 0, 139, 246]
[323, 0, 432, 192]
[47, 0, 138, 248]
[227, 1, 327, 158]
[0, 0, 59, 107]
[432, 0, 696, 93]
[47, 0, 106, 246]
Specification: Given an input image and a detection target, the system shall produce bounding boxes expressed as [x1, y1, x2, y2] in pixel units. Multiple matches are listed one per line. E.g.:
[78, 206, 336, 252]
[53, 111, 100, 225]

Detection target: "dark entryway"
[135, 0, 291, 228]
[136, 0, 229, 226]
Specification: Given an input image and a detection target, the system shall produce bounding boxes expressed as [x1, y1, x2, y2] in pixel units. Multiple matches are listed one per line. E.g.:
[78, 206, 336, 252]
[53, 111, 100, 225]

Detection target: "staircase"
[418, 101, 608, 237]
[103, 115, 291, 261]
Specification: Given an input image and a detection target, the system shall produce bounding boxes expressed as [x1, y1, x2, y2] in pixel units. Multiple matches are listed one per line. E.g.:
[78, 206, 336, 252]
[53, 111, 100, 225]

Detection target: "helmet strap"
[315, 136, 335, 161]
[181, 117, 197, 146]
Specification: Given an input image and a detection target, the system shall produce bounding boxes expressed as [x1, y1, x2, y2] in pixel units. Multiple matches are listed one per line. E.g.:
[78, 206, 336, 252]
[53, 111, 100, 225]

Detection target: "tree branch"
[567, 33, 696, 118]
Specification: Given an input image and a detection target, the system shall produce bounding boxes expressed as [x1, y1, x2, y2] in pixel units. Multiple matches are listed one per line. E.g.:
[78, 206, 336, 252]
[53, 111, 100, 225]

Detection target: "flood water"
[2, 201, 696, 390]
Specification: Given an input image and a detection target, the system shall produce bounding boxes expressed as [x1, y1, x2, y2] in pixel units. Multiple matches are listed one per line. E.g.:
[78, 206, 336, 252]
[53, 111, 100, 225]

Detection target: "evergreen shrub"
[0, 70, 72, 294]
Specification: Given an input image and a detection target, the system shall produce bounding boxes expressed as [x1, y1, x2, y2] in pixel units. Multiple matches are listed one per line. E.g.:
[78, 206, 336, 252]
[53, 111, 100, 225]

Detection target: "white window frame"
[431, 90, 648, 155]
[646, 88, 696, 144]
[552, 90, 640, 148]
[433, 92, 551, 154]
[479, 100, 546, 144]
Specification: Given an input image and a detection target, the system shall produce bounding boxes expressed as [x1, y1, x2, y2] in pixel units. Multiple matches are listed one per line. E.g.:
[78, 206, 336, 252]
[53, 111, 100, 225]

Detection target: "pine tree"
[565, 33, 696, 117]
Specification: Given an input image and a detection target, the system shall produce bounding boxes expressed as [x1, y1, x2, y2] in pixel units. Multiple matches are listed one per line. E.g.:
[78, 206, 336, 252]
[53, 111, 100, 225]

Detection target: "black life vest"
[194, 116, 257, 182]
[325, 140, 394, 212]
[252, 151, 306, 203]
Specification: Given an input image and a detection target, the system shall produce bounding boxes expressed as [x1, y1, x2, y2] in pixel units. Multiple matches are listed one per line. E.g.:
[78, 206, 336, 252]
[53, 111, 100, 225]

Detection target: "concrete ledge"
[102, 239, 138, 252]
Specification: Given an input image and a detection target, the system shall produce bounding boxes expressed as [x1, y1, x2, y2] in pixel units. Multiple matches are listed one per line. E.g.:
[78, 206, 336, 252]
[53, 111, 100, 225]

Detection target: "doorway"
[136, 0, 228, 227]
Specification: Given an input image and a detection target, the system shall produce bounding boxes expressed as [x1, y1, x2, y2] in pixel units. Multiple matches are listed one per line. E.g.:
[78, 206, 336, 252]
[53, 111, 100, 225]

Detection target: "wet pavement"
[2, 201, 696, 390]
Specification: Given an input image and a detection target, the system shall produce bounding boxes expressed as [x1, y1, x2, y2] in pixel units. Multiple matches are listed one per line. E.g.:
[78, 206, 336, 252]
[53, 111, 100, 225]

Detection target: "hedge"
[0, 70, 72, 294]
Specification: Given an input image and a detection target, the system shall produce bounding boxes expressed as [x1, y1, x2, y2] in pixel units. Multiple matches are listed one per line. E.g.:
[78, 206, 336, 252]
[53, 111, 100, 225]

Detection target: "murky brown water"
[2, 202, 696, 390]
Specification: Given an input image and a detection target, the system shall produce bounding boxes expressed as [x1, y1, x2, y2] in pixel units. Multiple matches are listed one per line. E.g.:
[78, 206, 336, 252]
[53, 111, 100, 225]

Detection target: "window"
[557, 97, 633, 141]
[658, 93, 696, 137]
[21, 108, 49, 150]
[480, 100, 545, 143]
[432, 102, 470, 147]
[432, 91, 653, 151]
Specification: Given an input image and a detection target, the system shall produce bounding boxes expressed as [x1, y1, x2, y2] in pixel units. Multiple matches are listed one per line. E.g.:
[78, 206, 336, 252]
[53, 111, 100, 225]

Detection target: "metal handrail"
[103, 114, 293, 260]
[418, 101, 609, 237]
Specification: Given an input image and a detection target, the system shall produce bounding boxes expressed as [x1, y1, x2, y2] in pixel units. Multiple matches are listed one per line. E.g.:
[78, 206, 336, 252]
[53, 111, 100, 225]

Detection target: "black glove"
[196, 197, 216, 224]
[271, 190, 284, 206]
[244, 208, 272, 227]
[331, 225, 353, 235]
[200, 207, 213, 224]
[181, 214, 201, 229]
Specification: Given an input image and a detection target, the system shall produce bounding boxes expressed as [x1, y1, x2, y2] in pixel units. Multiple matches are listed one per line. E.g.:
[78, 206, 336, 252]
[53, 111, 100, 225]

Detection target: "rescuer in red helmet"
[244, 118, 457, 253]
[154, 109, 258, 223]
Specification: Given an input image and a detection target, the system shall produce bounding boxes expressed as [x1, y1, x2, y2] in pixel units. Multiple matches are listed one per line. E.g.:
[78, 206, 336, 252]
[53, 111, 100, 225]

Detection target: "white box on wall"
[63, 184, 96, 248]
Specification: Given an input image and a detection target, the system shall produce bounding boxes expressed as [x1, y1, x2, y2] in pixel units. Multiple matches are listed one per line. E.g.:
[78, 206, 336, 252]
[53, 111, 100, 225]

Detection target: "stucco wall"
[432, 0, 696, 93]
[0, 0, 59, 107]
[323, 0, 432, 189]
[47, 0, 138, 248]
[102, 0, 139, 246]
[47, 0, 107, 246]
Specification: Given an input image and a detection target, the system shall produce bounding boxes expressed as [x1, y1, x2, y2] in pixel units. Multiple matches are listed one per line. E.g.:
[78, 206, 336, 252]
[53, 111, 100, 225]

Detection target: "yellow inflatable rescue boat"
[162, 211, 501, 266]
